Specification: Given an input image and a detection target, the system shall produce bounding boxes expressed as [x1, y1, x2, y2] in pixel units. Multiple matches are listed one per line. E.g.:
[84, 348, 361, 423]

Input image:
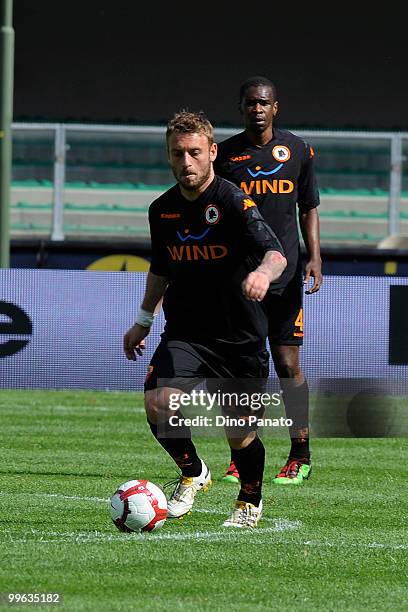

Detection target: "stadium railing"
[10, 123, 408, 246]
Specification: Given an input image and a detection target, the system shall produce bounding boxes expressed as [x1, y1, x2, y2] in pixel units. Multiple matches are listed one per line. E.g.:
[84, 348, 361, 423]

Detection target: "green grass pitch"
[1, 389, 407, 611]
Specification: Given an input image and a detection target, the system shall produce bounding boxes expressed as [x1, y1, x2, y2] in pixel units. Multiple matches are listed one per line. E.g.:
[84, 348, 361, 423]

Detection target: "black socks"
[231, 436, 265, 507]
[281, 379, 310, 462]
[148, 416, 202, 477]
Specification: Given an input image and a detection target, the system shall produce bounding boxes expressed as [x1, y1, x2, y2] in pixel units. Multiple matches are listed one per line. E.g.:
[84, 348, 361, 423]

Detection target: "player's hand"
[242, 271, 270, 302]
[123, 324, 150, 361]
[304, 258, 323, 294]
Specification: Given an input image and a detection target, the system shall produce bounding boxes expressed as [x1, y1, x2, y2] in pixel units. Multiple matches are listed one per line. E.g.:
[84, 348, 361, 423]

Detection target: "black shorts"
[264, 275, 304, 346]
[144, 340, 269, 395]
[144, 341, 270, 435]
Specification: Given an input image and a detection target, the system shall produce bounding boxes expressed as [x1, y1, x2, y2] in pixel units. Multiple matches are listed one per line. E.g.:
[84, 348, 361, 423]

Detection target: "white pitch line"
[0, 491, 296, 524]
[0, 492, 111, 503]
[42, 493, 110, 503]
[4, 523, 300, 544]
[302, 540, 408, 551]
[4, 530, 408, 549]
[21, 493, 300, 526]
[26, 493, 302, 531]
[4, 492, 407, 550]
[16, 404, 146, 414]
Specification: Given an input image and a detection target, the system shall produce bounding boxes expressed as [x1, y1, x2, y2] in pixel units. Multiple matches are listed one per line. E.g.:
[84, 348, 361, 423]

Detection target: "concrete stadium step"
[11, 209, 150, 230]
[319, 219, 408, 241]
[11, 186, 163, 209]
[12, 185, 408, 213]
[10, 183, 408, 245]
[320, 195, 408, 214]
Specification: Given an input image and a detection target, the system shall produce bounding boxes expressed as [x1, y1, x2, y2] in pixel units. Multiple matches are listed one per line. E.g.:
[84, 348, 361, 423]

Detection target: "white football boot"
[167, 460, 212, 518]
[223, 499, 263, 528]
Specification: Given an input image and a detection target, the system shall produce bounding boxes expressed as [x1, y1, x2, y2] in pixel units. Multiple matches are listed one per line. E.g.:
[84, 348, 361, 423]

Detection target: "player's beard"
[173, 161, 212, 192]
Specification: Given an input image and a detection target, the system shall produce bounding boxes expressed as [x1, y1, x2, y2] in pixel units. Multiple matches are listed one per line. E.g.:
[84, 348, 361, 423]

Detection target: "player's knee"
[144, 389, 171, 424]
[227, 430, 257, 450]
[144, 392, 159, 424]
[272, 351, 302, 380]
[278, 363, 302, 379]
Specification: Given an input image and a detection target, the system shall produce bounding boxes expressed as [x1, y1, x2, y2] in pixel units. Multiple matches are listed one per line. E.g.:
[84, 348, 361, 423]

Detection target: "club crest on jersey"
[272, 145, 291, 162]
[204, 204, 220, 224]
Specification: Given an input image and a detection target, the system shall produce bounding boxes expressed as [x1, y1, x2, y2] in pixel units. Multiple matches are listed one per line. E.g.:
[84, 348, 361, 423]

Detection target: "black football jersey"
[214, 128, 320, 289]
[149, 175, 284, 353]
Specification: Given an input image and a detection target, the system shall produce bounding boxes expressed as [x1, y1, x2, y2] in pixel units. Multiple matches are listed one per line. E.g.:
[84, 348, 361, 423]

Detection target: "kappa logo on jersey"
[204, 204, 220, 224]
[272, 145, 291, 162]
[230, 154, 252, 162]
[243, 198, 256, 211]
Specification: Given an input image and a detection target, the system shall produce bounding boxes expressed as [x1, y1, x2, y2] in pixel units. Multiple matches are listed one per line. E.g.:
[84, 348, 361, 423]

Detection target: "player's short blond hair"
[166, 110, 214, 145]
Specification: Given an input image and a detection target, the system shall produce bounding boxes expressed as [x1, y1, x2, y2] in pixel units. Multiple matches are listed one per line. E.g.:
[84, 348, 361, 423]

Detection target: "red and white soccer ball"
[110, 479, 168, 533]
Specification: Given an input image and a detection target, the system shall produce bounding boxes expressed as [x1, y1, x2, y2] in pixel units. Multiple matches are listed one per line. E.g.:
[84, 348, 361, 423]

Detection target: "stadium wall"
[9, 240, 408, 277]
[1, 270, 407, 393]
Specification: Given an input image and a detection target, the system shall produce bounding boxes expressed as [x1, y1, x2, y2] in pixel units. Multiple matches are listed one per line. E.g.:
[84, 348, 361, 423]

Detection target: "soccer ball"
[110, 479, 168, 533]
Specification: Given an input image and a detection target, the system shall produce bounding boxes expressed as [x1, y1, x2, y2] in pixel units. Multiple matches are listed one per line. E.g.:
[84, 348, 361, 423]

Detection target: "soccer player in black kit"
[214, 76, 322, 485]
[123, 111, 287, 528]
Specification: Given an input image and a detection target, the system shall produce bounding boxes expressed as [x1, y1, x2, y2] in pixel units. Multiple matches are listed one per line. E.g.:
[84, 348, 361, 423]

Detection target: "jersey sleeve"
[214, 138, 240, 179]
[229, 190, 285, 257]
[148, 204, 170, 277]
[298, 142, 320, 212]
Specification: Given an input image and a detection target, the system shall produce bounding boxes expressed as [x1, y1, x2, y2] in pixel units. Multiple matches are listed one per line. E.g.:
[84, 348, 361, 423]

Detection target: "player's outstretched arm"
[123, 271, 168, 361]
[242, 251, 287, 301]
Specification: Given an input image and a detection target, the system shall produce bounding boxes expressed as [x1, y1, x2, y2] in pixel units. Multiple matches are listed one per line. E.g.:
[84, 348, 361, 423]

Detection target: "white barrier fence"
[12, 123, 408, 242]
